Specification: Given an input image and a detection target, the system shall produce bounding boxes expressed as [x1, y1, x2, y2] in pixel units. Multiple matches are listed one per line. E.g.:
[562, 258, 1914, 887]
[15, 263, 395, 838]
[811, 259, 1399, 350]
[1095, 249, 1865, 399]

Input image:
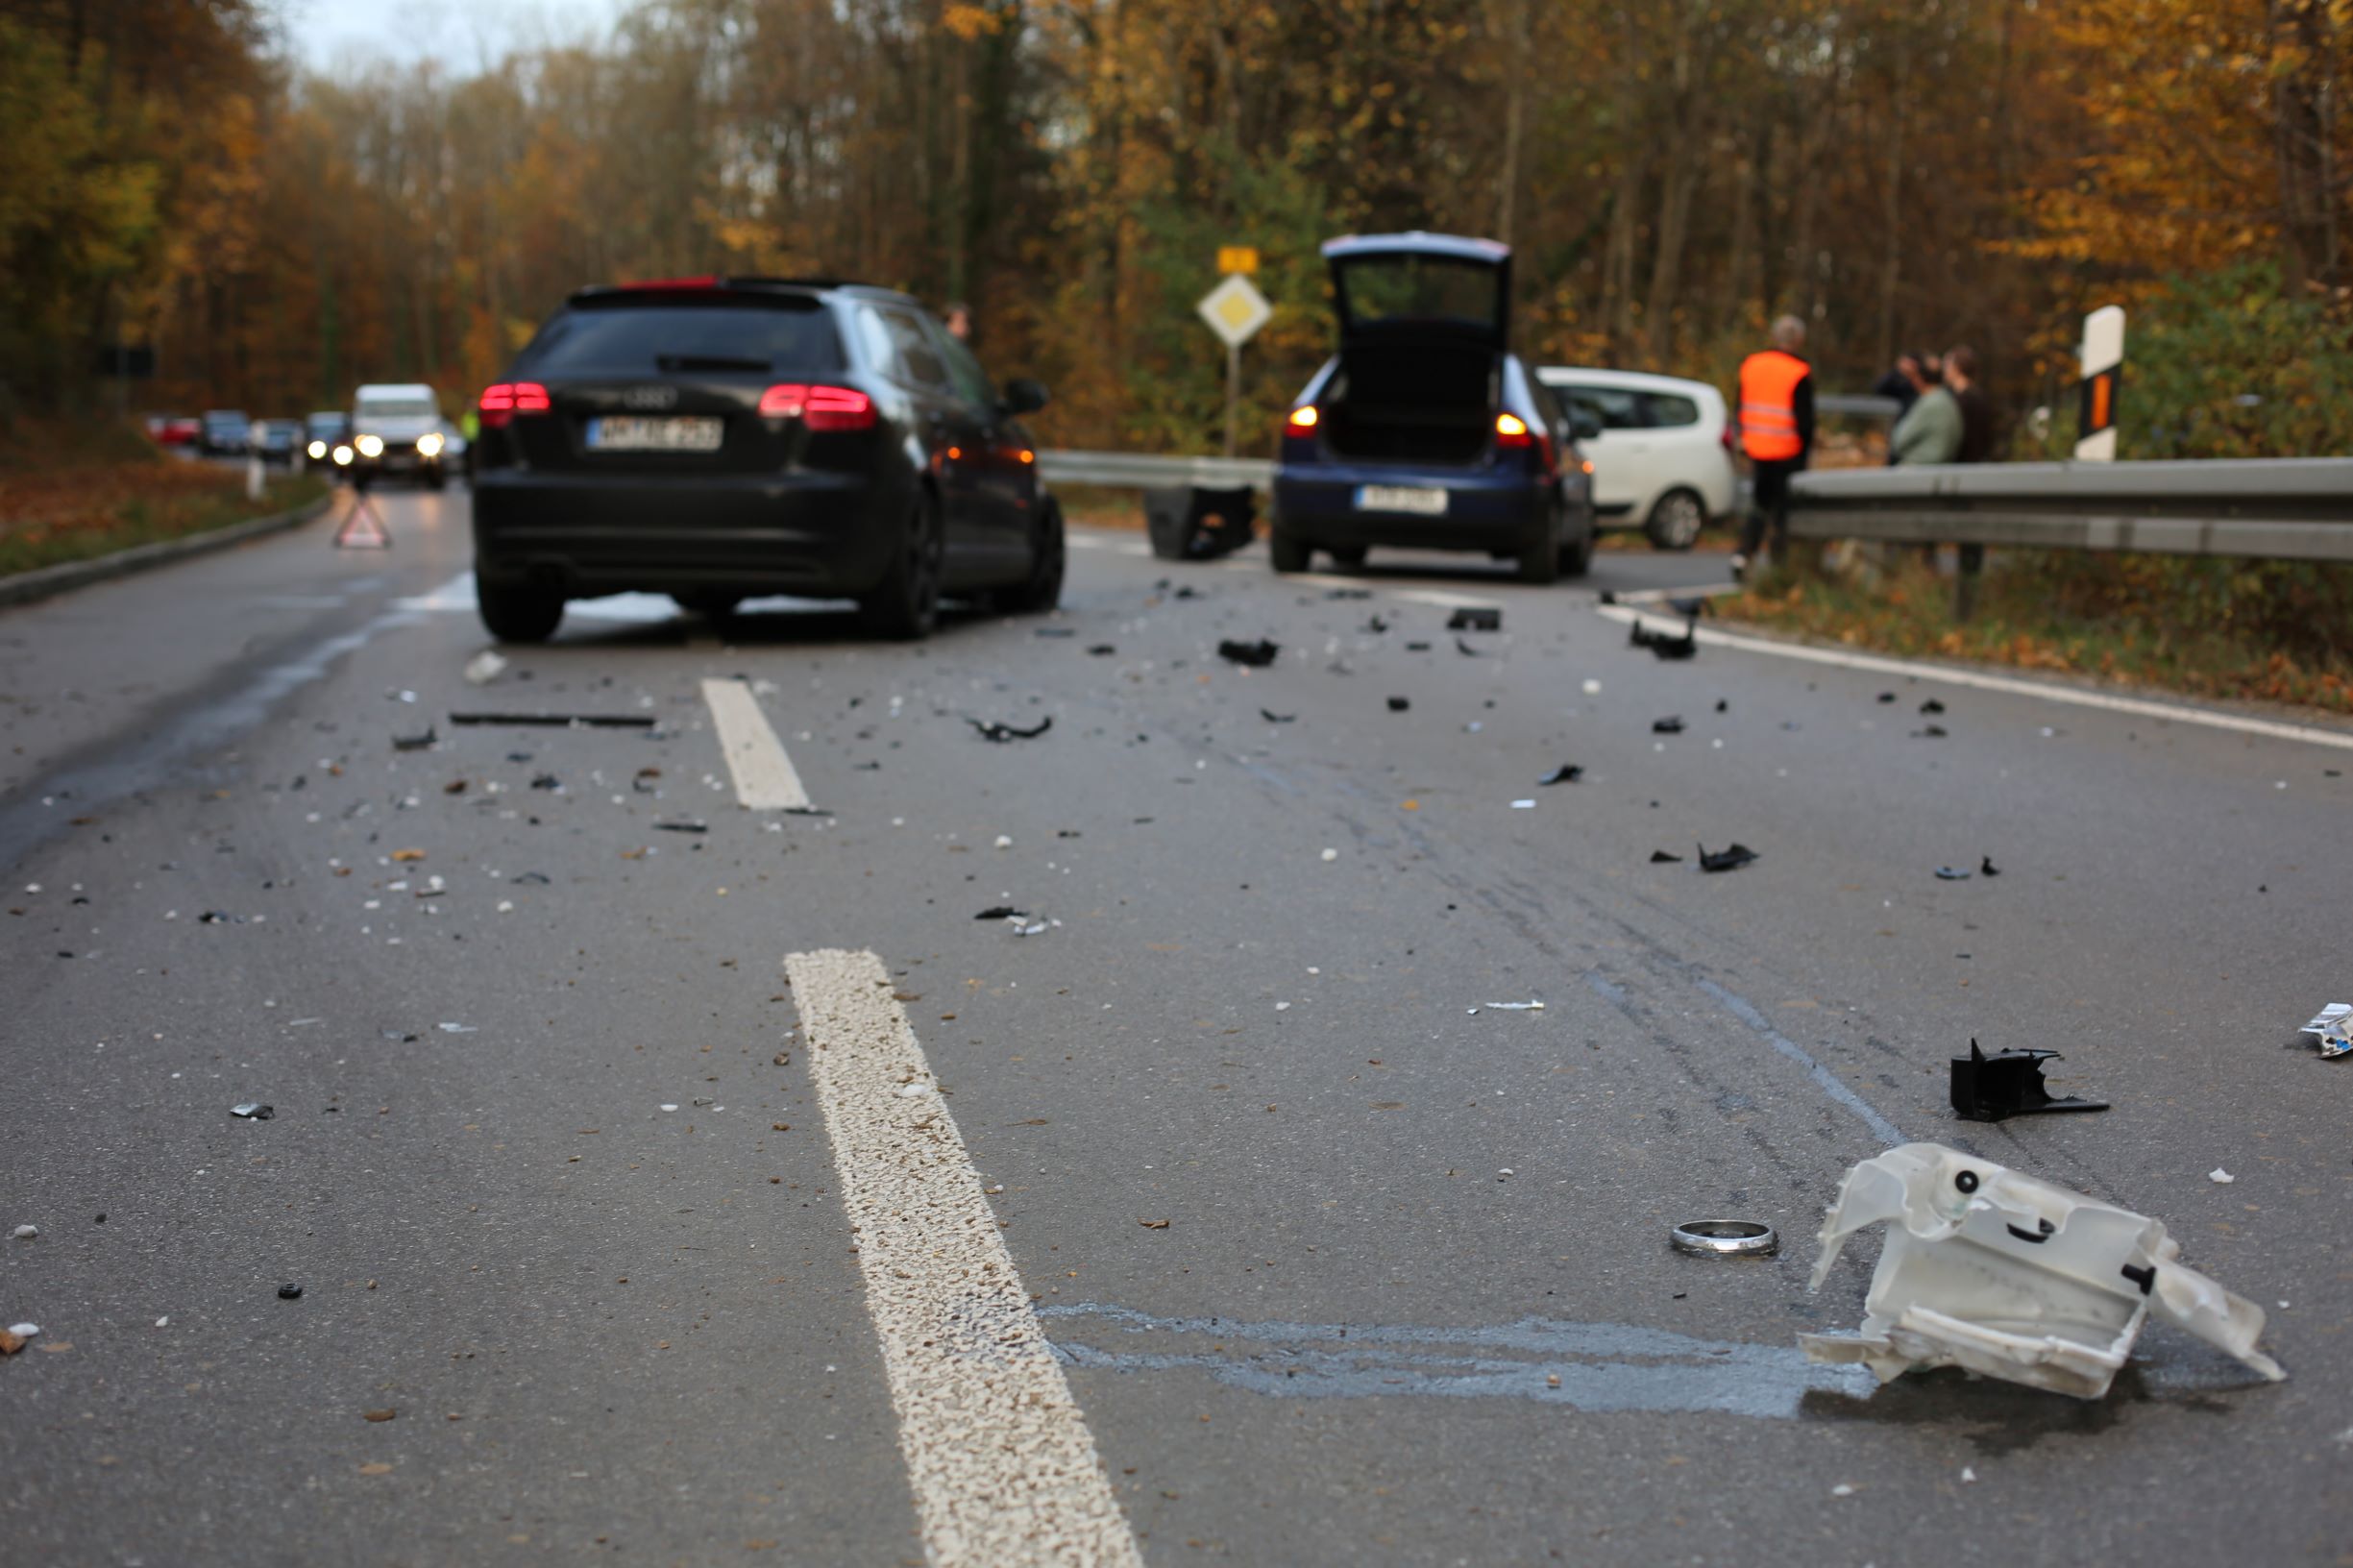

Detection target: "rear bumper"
[471, 467, 898, 598]
[1272, 463, 1547, 550]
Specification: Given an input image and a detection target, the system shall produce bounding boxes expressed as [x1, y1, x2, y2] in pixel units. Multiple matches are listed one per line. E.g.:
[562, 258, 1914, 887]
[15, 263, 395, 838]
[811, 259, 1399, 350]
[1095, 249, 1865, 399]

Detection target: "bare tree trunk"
[1875, 37, 1910, 367]
[1497, 0, 1532, 245]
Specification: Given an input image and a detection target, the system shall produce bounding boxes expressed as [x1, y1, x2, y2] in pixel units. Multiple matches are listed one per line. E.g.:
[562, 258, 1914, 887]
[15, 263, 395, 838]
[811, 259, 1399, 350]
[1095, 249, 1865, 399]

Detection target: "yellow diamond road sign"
[1197, 274, 1272, 349]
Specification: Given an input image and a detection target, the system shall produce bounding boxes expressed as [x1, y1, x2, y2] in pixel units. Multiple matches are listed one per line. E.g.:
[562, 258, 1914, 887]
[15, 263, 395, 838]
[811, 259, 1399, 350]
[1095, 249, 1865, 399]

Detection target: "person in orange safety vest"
[1732, 315, 1816, 579]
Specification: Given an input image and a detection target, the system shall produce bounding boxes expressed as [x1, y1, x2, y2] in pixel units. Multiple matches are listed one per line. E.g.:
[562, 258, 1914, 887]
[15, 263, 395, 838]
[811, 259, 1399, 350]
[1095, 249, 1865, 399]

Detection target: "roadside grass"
[0, 418, 329, 577]
[1718, 550, 2353, 716]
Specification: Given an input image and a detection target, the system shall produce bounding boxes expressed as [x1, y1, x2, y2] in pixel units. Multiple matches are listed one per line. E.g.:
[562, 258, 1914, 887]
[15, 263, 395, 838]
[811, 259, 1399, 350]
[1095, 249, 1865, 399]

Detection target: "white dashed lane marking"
[700, 677, 814, 811]
[786, 949, 1144, 1568]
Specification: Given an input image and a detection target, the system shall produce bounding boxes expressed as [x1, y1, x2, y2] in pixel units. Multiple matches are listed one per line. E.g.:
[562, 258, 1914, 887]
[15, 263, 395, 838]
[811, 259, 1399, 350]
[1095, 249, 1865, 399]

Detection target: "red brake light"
[1494, 411, 1532, 448]
[762, 383, 874, 431]
[619, 275, 719, 291]
[478, 381, 550, 429]
[1285, 405, 1319, 436]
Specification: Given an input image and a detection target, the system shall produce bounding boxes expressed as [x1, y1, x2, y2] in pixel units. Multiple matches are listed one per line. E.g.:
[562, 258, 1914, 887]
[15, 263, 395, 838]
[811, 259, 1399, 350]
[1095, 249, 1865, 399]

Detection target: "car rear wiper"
[655, 354, 771, 373]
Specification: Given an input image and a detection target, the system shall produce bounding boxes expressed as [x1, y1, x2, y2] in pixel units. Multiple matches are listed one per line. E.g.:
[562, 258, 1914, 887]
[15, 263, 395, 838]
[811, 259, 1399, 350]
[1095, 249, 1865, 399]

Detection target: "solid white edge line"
[700, 677, 814, 810]
[786, 949, 1145, 1568]
[1594, 602, 2353, 751]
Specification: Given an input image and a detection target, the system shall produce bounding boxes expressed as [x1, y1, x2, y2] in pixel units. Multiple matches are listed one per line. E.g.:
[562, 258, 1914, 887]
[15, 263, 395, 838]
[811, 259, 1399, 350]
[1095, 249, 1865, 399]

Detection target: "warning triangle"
[334, 502, 390, 550]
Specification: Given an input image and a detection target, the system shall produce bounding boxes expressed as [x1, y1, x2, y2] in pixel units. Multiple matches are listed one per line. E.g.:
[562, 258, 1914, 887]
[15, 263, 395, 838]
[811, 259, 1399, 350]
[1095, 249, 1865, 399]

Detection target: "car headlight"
[332, 444, 354, 465]
[417, 432, 444, 458]
[306, 440, 327, 459]
[356, 434, 384, 458]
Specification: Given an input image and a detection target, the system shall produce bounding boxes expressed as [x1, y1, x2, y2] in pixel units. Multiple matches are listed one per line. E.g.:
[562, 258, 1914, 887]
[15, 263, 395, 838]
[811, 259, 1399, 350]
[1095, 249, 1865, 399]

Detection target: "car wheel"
[1325, 544, 1368, 570]
[996, 502, 1066, 614]
[478, 579, 564, 644]
[859, 492, 944, 640]
[1645, 487, 1706, 551]
[673, 593, 742, 620]
[1557, 511, 1596, 577]
[1269, 531, 1311, 574]
[1516, 503, 1562, 585]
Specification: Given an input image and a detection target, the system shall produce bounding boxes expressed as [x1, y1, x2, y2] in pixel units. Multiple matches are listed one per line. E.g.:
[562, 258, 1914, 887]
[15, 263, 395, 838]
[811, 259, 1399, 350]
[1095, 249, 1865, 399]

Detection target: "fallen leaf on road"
[357, 1463, 394, 1476]
[363, 1409, 397, 1422]
[1139, 1217, 1171, 1229]
[390, 849, 426, 862]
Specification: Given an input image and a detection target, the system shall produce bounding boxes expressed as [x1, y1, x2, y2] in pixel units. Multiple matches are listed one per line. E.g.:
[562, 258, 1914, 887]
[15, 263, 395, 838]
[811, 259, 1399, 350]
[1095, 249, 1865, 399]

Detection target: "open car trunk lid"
[1319, 233, 1510, 464]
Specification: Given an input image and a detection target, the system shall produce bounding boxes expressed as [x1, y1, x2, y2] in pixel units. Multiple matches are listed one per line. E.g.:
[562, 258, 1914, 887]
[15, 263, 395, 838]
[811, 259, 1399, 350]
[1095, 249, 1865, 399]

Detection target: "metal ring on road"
[1670, 1220, 1778, 1258]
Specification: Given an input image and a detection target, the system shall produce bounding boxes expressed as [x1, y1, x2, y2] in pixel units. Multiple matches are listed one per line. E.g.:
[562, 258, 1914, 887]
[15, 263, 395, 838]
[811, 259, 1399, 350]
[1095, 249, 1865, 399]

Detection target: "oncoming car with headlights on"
[467, 276, 1064, 645]
[346, 383, 450, 488]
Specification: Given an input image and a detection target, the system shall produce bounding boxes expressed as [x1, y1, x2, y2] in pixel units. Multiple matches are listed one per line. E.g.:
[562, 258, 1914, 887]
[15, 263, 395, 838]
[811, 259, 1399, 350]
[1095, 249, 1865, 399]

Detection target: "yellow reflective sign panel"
[1217, 246, 1259, 275]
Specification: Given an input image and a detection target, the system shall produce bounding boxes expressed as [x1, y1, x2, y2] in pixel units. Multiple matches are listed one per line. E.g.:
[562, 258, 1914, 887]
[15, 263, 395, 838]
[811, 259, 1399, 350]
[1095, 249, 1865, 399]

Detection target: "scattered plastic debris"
[1320, 848, 1338, 862]
[1980, 856, 2000, 877]
[1920, 698, 1946, 715]
[1510, 798, 1536, 809]
[1802, 1141, 2284, 1399]
[653, 821, 708, 834]
[1088, 645, 1117, 656]
[1876, 692, 1897, 703]
[1217, 639, 1280, 668]
[2210, 1168, 2236, 1185]
[1629, 619, 1698, 660]
[1386, 697, 1410, 712]
[391, 727, 436, 751]
[1697, 843, 1757, 872]
[1483, 1000, 1545, 1011]
[448, 712, 656, 728]
[1454, 637, 1485, 656]
[1950, 1041, 2108, 1121]
[1914, 723, 1949, 739]
[10, 1226, 34, 1240]
[1670, 1220, 1777, 1257]
[1404, 640, 1432, 651]
[462, 650, 508, 687]
[1935, 866, 1971, 881]
[529, 774, 562, 791]
[969, 717, 1053, 742]
[1261, 709, 1296, 723]
[1447, 607, 1502, 632]
[1325, 588, 1372, 600]
[229, 1103, 275, 1120]
[278, 1284, 304, 1300]
[1652, 716, 1684, 735]
[436, 1022, 477, 1034]
[2299, 1004, 2352, 1059]
[1538, 765, 1583, 785]
[1650, 849, 1683, 864]
[973, 906, 1026, 920]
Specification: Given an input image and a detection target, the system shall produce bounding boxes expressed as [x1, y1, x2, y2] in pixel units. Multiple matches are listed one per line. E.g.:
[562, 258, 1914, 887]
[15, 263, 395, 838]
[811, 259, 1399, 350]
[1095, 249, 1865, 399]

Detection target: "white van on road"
[347, 382, 450, 489]
[1535, 367, 1736, 550]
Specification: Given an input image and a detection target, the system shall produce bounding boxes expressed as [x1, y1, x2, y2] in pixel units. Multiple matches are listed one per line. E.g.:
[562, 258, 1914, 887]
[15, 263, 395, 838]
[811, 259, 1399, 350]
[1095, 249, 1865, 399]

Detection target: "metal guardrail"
[1037, 450, 1274, 490]
[1788, 458, 2353, 563]
[1817, 394, 1901, 421]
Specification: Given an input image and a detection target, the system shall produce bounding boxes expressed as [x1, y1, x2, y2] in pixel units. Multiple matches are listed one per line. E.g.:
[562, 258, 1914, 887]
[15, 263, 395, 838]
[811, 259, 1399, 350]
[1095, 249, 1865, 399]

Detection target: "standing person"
[1945, 345, 1993, 463]
[1887, 360, 1961, 466]
[1872, 353, 1924, 419]
[943, 302, 972, 343]
[1732, 314, 1816, 581]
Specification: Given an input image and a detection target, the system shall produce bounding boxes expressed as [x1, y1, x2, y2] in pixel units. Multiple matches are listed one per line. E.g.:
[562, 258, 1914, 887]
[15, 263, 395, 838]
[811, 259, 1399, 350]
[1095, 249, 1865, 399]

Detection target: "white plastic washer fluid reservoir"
[1801, 1141, 2284, 1400]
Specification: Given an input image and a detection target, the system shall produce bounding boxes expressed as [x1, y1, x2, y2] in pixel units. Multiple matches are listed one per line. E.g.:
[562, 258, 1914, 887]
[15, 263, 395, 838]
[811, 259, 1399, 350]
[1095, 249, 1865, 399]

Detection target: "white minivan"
[1535, 367, 1736, 550]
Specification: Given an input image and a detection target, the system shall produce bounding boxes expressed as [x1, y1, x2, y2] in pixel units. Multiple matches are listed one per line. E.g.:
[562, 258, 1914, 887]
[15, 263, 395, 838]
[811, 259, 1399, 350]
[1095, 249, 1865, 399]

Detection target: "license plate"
[587, 415, 723, 453]
[1355, 484, 1448, 516]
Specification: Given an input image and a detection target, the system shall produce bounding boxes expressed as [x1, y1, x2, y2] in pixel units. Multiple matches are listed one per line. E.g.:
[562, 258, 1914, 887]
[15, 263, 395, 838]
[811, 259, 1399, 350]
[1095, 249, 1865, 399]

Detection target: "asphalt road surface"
[4, 485, 2351, 1567]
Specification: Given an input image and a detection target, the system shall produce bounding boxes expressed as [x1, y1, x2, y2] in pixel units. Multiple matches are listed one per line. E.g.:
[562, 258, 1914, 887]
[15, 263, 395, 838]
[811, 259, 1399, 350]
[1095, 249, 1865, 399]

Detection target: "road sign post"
[1196, 272, 1271, 460]
[2076, 306, 2125, 462]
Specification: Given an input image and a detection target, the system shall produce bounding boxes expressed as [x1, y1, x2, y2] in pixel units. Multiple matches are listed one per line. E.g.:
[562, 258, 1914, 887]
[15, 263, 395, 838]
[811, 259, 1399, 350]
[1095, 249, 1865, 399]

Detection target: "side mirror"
[1572, 411, 1603, 442]
[1001, 378, 1049, 416]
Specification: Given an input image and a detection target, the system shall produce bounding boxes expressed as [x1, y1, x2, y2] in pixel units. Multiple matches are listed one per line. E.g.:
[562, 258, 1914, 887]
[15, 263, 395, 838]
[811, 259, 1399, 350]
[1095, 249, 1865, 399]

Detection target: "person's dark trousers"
[1740, 458, 1802, 562]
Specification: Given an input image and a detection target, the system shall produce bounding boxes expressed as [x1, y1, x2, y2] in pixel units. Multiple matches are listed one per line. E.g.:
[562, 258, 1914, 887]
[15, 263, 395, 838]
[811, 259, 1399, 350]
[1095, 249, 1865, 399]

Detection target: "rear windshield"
[524, 301, 846, 375]
[1337, 257, 1502, 333]
[357, 397, 437, 417]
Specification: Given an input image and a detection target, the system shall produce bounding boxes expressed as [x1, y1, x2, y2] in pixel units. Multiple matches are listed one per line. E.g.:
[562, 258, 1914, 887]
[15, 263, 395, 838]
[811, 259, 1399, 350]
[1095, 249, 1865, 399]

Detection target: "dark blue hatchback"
[1269, 233, 1595, 583]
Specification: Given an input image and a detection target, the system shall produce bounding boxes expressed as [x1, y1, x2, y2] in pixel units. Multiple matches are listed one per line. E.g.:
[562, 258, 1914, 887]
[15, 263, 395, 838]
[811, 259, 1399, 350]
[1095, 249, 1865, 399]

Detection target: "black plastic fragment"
[1539, 765, 1583, 786]
[1697, 842, 1758, 872]
[1386, 697, 1410, 712]
[973, 906, 1027, 920]
[449, 712, 655, 728]
[1914, 723, 1949, 738]
[653, 821, 708, 834]
[392, 727, 436, 751]
[1260, 709, 1296, 723]
[1649, 849, 1684, 864]
[1363, 616, 1388, 634]
[1088, 645, 1117, 656]
[1877, 692, 1898, 703]
[1935, 866, 1972, 880]
[1447, 607, 1502, 632]
[1979, 855, 2000, 877]
[512, 872, 551, 886]
[1217, 639, 1280, 668]
[1920, 698, 1947, 714]
[969, 717, 1053, 742]
[1714, 698, 1728, 713]
[278, 1284, 304, 1300]
[1455, 637, 1484, 656]
[1653, 716, 1684, 735]
[1629, 619, 1697, 660]
[1324, 587, 1372, 600]
[1404, 640, 1432, 651]
[1949, 1040, 2110, 1122]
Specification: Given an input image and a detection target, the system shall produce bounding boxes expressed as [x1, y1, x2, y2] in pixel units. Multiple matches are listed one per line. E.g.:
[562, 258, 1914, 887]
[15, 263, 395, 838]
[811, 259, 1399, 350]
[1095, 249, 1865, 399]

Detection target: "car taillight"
[1720, 421, 1735, 454]
[1494, 411, 1532, 448]
[478, 381, 550, 429]
[762, 383, 874, 431]
[1284, 405, 1319, 437]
